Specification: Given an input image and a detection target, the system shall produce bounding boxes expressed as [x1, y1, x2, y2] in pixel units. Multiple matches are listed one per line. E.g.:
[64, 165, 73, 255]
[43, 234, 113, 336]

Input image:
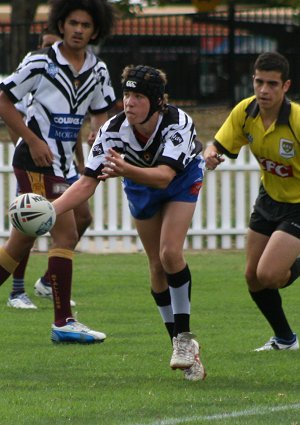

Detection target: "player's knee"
[53, 229, 79, 250]
[159, 245, 181, 270]
[149, 259, 165, 281]
[244, 268, 259, 291]
[256, 269, 284, 289]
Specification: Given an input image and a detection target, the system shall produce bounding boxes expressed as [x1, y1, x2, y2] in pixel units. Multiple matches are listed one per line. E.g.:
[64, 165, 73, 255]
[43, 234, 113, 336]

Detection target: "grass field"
[0, 251, 299, 425]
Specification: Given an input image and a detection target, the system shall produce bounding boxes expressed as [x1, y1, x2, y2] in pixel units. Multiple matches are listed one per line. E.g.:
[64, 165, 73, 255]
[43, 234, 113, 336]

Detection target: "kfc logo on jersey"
[259, 157, 293, 178]
[92, 144, 104, 157]
[170, 132, 184, 146]
[279, 138, 295, 159]
[47, 62, 59, 78]
[125, 80, 137, 88]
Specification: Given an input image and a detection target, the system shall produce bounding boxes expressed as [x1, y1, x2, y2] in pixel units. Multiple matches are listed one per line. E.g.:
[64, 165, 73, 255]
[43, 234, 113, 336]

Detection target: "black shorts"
[249, 185, 300, 239]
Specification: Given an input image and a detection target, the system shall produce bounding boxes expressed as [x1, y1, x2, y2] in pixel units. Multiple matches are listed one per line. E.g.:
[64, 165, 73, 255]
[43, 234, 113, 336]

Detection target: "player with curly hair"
[0, 0, 116, 343]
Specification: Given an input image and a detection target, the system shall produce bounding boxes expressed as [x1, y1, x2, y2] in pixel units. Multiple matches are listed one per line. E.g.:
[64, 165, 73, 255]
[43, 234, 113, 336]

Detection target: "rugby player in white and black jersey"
[0, 0, 117, 344]
[52, 64, 207, 381]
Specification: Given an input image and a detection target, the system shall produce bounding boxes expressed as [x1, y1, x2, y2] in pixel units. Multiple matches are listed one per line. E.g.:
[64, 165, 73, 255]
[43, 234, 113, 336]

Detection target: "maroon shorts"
[14, 167, 69, 200]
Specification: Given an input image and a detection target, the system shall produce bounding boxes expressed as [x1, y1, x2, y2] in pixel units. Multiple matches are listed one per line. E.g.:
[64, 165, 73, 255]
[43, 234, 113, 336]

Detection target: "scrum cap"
[122, 65, 165, 123]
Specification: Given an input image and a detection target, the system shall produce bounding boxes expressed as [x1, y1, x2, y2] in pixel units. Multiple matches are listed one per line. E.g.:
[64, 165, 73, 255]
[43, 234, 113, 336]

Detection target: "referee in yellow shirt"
[204, 51, 300, 351]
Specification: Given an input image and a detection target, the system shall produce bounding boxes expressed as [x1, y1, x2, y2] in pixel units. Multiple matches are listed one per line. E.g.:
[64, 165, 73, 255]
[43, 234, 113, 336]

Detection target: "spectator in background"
[204, 51, 300, 351]
[0, 0, 116, 343]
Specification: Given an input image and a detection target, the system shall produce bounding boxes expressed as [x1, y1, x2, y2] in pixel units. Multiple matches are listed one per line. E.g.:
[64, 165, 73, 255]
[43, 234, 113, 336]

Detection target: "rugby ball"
[9, 193, 56, 237]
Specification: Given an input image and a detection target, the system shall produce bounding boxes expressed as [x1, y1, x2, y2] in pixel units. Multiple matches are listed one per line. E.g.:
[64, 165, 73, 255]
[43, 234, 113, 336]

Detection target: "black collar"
[245, 96, 291, 125]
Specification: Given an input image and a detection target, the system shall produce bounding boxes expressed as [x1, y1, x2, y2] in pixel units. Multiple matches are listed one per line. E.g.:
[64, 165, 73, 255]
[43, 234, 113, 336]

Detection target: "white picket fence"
[0, 142, 260, 252]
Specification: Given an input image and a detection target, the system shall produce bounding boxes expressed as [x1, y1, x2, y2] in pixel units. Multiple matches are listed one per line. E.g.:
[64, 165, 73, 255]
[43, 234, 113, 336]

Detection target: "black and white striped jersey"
[0, 41, 116, 178]
[85, 105, 202, 179]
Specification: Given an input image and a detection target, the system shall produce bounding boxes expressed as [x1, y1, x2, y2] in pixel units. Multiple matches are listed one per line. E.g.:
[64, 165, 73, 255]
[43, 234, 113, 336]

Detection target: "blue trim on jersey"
[123, 157, 205, 220]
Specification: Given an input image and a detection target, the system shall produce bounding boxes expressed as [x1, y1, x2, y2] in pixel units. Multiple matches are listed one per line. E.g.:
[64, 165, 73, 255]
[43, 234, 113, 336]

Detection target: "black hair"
[47, 0, 116, 45]
[254, 52, 290, 82]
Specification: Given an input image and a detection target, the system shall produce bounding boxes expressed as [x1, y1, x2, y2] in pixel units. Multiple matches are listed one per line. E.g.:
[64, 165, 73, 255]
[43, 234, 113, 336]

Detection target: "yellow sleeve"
[215, 97, 254, 156]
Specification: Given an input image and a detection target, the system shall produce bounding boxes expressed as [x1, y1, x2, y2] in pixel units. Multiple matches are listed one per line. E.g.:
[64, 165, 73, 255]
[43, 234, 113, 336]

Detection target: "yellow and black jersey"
[214, 95, 300, 203]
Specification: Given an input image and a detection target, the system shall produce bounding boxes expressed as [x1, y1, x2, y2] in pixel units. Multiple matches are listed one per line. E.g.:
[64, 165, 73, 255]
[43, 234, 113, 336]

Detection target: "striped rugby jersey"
[85, 105, 203, 178]
[0, 41, 116, 178]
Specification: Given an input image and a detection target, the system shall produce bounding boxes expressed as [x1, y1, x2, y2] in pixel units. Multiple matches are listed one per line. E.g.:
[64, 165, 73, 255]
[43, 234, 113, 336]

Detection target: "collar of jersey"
[245, 95, 291, 125]
[52, 41, 96, 74]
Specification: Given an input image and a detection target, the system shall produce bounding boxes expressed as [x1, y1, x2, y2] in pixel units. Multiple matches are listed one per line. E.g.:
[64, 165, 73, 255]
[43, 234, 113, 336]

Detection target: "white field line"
[132, 403, 300, 425]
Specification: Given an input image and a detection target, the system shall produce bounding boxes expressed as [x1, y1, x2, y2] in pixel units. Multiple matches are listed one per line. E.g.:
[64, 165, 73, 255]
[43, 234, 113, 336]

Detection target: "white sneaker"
[7, 293, 37, 309]
[255, 334, 299, 351]
[34, 278, 76, 307]
[51, 319, 106, 344]
[170, 332, 198, 370]
[184, 351, 207, 381]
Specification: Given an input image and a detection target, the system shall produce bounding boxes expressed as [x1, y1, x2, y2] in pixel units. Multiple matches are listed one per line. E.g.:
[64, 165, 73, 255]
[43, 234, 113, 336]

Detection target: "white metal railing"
[0, 142, 260, 252]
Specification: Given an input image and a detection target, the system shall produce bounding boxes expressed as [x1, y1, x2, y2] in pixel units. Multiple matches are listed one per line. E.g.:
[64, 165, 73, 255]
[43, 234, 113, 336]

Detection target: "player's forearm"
[123, 163, 175, 189]
[53, 177, 98, 216]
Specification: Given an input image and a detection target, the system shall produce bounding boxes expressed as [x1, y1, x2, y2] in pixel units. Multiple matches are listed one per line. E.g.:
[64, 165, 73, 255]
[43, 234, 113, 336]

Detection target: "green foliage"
[112, 0, 144, 16]
[0, 251, 299, 424]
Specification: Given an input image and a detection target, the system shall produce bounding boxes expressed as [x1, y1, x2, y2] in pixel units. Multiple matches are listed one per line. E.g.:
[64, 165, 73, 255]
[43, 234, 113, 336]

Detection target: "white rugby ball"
[9, 193, 56, 237]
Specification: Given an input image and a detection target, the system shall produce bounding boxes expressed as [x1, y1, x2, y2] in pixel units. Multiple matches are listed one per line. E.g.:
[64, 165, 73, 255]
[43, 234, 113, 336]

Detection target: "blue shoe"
[255, 334, 299, 351]
[51, 319, 106, 344]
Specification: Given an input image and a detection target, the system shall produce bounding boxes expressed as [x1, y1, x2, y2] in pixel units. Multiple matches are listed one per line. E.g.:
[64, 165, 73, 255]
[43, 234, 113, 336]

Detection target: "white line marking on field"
[132, 403, 300, 425]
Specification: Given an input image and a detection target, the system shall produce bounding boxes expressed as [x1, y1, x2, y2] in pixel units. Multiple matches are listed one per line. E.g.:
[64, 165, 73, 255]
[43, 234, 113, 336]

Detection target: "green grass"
[0, 251, 299, 425]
